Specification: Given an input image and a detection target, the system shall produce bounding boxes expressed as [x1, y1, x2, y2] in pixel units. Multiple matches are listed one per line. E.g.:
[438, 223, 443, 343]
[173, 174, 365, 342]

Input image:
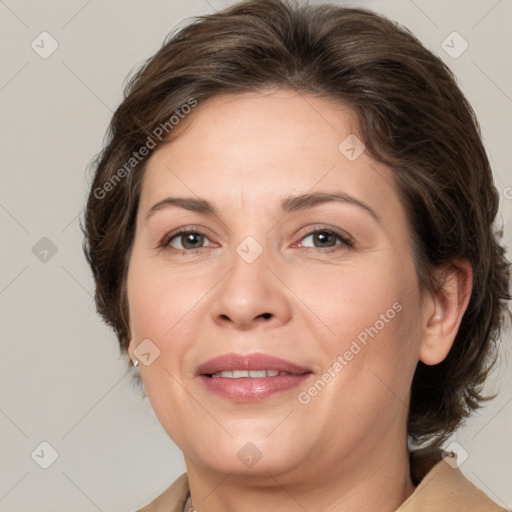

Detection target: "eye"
[296, 227, 353, 251]
[162, 228, 215, 252]
[160, 226, 352, 254]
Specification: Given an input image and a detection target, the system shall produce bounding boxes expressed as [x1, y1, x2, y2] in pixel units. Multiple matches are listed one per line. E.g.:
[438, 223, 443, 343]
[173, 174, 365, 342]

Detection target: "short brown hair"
[81, 0, 510, 446]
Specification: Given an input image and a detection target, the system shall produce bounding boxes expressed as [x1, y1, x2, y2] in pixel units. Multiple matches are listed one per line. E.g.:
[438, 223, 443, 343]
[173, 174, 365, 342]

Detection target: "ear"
[419, 259, 473, 366]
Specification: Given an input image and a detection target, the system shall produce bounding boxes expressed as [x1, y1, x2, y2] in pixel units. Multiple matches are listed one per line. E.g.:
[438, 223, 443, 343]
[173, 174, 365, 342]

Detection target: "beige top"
[137, 449, 507, 511]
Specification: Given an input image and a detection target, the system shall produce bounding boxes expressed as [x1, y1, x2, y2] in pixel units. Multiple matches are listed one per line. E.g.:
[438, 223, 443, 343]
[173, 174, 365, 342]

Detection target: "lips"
[197, 353, 312, 402]
[196, 353, 311, 376]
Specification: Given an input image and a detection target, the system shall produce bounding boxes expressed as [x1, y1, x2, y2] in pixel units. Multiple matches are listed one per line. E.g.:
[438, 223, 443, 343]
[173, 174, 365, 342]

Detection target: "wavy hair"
[82, 0, 511, 446]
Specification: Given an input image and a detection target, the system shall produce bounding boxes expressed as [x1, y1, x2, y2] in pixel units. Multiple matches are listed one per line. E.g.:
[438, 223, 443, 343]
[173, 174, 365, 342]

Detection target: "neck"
[184, 438, 415, 512]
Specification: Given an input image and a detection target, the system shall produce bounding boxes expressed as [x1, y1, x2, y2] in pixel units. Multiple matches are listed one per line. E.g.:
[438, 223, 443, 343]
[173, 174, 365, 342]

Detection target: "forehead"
[139, 89, 401, 223]
[157, 89, 358, 164]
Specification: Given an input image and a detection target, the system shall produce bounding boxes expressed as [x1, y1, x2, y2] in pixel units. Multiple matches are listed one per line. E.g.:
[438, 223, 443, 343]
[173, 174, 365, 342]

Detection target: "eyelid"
[160, 224, 354, 253]
[293, 224, 354, 248]
[161, 225, 218, 250]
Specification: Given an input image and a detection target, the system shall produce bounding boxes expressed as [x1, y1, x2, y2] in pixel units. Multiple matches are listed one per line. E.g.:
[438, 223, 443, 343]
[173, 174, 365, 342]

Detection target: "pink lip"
[196, 353, 313, 402]
[196, 353, 311, 376]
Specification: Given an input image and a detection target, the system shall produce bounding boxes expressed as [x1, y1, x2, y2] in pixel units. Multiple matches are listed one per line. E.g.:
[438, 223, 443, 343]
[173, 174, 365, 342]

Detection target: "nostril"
[259, 312, 272, 319]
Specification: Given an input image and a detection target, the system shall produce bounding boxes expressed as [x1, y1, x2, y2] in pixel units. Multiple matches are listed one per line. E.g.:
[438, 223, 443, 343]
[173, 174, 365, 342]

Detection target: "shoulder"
[398, 447, 508, 511]
[136, 473, 189, 512]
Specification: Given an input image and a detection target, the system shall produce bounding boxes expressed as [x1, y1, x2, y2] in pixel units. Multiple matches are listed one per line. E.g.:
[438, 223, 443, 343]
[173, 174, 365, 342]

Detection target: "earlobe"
[419, 260, 473, 366]
[127, 339, 140, 367]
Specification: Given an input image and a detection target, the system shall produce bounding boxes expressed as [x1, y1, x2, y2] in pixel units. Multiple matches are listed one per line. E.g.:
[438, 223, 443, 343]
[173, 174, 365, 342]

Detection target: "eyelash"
[160, 226, 354, 254]
[295, 225, 354, 252]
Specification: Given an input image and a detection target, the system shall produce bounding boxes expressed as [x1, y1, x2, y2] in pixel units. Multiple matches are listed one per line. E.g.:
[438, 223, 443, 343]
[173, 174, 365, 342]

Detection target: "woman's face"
[127, 89, 428, 482]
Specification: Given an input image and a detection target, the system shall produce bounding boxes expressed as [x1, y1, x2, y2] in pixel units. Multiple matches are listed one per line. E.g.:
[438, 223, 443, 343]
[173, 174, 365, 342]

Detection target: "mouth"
[210, 369, 294, 378]
[197, 353, 313, 402]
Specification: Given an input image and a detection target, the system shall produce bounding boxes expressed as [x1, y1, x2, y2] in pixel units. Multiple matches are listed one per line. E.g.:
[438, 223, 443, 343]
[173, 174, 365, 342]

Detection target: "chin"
[185, 434, 304, 477]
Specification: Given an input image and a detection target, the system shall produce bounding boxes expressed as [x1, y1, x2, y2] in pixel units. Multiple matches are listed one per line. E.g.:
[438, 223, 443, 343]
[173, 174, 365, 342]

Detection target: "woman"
[82, 0, 510, 510]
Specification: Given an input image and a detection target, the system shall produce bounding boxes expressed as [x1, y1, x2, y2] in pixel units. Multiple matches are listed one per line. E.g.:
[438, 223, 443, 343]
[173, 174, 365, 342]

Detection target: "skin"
[127, 89, 472, 512]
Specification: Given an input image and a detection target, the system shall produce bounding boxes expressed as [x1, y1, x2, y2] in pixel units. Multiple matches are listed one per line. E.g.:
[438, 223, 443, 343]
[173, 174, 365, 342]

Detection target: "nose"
[209, 245, 292, 330]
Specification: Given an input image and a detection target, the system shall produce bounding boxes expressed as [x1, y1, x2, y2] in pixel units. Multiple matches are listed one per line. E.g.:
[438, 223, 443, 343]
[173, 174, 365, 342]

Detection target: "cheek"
[292, 259, 408, 339]
[291, 255, 421, 383]
[126, 260, 208, 436]
[127, 256, 213, 343]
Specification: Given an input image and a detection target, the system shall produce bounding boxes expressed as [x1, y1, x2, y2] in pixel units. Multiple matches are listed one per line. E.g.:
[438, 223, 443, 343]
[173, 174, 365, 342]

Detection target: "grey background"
[0, 0, 511, 510]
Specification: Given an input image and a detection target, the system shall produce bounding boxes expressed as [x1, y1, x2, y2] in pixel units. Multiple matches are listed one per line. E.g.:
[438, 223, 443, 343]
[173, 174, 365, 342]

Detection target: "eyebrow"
[145, 192, 379, 222]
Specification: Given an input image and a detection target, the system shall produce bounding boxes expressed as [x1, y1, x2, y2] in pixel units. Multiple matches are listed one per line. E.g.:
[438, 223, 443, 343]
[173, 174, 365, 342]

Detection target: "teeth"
[248, 370, 266, 378]
[211, 369, 287, 378]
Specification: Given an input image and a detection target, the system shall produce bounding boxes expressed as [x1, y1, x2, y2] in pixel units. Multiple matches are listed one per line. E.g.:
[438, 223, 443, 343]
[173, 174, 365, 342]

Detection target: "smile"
[211, 370, 289, 378]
